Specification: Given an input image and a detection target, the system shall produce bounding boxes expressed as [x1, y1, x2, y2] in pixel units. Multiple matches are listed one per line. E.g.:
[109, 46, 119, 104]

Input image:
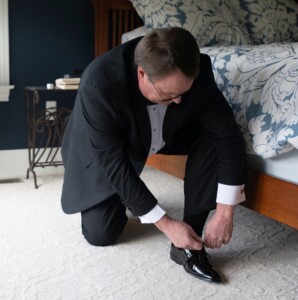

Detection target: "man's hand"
[155, 214, 203, 250]
[203, 204, 234, 249]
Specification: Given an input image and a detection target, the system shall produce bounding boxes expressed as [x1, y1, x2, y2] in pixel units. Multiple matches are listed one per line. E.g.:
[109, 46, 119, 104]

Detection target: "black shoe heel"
[170, 252, 182, 265]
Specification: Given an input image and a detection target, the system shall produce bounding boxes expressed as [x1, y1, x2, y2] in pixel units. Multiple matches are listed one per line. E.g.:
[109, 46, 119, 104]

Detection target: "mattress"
[247, 149, 298, 185]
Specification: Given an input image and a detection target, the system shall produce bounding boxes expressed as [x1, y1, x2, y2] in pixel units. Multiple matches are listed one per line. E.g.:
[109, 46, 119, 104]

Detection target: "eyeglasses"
[150, 80, 186, 102]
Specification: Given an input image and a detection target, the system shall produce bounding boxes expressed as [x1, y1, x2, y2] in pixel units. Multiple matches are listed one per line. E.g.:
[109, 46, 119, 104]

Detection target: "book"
[55, 77, 80, 85]
[56, 83, 79, 90]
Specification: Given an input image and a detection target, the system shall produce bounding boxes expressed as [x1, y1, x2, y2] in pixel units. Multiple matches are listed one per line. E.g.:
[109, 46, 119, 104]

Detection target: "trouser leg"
[183, 135, 218, 234]
[81, 194, 128, 246]
[159, 133, 218, 235]
[183, 212, 210, 236]
[183, 134, 218, 215]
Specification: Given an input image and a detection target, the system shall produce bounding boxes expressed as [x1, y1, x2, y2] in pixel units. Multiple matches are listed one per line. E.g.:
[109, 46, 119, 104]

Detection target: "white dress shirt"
[139, 104, 245, 224]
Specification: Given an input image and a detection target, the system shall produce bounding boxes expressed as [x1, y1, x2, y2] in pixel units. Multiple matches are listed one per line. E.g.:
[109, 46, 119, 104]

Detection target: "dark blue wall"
[1, 0, 94, 150]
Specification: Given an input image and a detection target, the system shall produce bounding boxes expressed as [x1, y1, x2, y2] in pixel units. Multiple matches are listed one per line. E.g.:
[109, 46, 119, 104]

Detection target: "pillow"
[229, 0, 298, 44]
[121, 26, 149, 43]
[129, 0, 251, 47]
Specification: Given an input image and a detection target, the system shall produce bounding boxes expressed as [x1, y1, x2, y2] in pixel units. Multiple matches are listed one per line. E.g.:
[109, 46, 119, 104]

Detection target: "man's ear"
[137, 66, 145, 82]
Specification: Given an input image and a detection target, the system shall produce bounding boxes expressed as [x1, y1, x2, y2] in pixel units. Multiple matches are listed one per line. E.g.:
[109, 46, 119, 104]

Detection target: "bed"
[92, 0, 298, 229]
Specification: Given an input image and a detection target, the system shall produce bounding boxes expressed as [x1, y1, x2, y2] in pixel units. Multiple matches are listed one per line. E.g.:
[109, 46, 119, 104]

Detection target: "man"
[61, 27, 246, 283]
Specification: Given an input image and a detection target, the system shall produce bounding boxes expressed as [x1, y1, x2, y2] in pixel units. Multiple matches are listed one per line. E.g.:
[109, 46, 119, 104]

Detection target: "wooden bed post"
[92, 0, 143, 56]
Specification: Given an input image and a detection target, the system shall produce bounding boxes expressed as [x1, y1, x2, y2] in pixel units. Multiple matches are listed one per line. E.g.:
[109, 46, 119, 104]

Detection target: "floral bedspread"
[202, 43, 298, 158]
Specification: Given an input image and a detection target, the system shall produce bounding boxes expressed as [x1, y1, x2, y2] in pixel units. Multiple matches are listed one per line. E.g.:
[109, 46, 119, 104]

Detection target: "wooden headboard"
[92, 0, 142, 56]
[92, 0, 298, 56]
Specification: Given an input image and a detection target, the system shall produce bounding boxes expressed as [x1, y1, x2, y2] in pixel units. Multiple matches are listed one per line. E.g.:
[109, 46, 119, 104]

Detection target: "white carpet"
[0, 166, 297, 300]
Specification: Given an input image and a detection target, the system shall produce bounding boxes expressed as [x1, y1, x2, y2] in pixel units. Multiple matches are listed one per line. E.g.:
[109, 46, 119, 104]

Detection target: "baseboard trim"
[0, 149, 64, 179]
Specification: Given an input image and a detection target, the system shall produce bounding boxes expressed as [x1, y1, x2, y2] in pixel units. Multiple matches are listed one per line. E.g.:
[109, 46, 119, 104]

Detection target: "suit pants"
[81, 132, 218, 246]
[81, 194, 128, 246]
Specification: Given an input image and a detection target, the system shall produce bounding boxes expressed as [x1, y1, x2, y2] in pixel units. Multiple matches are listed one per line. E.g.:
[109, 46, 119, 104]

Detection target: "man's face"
[137, 66, 194, 105]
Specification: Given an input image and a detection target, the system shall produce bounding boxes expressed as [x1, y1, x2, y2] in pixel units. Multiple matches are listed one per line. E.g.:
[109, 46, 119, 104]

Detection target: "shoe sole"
[170, 252, 183, 265]
[170, 251, 221, 283]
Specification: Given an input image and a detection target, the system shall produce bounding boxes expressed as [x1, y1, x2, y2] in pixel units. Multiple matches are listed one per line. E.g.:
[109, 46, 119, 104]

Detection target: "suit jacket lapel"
[132, 90, 151, 155]
[130, 66, 151, 156]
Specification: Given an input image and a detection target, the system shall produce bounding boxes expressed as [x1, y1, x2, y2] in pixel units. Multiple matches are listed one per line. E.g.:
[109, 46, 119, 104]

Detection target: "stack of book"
[55, 78, 80, 90]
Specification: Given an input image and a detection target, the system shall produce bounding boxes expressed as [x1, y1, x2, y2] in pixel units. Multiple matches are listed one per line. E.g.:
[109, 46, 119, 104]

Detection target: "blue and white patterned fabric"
[202, 43, 298, 158]
[130, 0, 298, 46]
[130, 0, 251, 47]
[229, 0, 298, 45]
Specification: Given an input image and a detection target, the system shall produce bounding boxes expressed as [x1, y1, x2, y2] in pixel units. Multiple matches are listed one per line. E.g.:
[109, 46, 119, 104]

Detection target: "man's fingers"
[191, 230, 202, 243]
[188, 239, 203, 250]
[204, 239, 215, 249]
[186, 227, 203, 250]
[203, 235, 222, 249]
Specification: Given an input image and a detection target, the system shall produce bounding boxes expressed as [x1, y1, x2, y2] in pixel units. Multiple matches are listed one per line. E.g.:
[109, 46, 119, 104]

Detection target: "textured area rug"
[0, 167, 297, 300]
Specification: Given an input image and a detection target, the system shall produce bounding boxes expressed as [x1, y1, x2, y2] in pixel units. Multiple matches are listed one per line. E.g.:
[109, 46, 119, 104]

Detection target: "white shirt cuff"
[139, 204, 166, 224]
[216, 183, 246, 205]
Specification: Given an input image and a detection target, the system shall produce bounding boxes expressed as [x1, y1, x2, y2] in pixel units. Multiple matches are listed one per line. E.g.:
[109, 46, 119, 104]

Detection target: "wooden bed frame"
[92, 0, 298, 230]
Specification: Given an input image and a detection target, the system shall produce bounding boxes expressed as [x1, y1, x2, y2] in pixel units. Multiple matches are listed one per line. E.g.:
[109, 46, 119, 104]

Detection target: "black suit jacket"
[61, 37, 246, 215]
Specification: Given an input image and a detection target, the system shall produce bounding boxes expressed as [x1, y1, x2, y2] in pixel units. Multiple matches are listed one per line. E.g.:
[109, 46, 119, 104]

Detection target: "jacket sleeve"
[79, 81, 157, 216]
[197, 55, 247, 185]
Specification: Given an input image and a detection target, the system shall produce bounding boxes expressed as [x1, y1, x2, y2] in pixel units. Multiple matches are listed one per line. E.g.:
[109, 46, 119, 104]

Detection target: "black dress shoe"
[170, 244, 221, 282]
